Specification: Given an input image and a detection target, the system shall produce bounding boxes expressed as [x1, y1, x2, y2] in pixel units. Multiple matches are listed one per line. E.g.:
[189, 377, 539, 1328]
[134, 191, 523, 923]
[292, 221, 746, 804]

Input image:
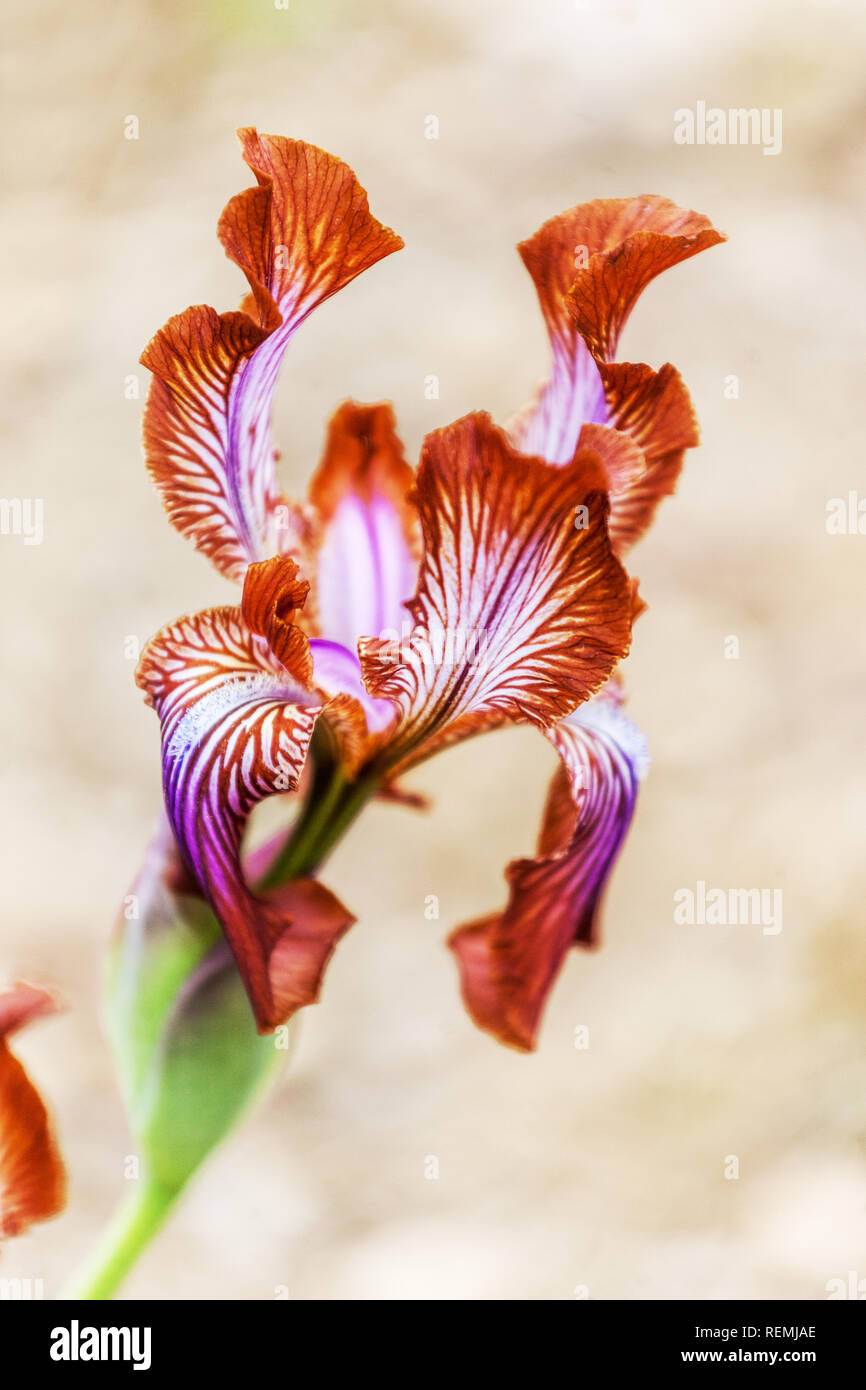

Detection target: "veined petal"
[242, 558, 378, 763]
[510, 196, 724, 534]
[136, 560, 354, 1031]
[598, 360, 699, 552]
[0, 984, 66, 1239]
[359, 413, 633, 767]
[241, 554, 313, 683]
[564, 196, 725, 363]
[141, 305, 287, 581]
[222, 130, 405, 332]
[308, 401, 419, 654]
[141, 131, 403, 582]
[575, 421, 646, 505]
[510, 211, 610, 464]
[448, 685, 648, 1051]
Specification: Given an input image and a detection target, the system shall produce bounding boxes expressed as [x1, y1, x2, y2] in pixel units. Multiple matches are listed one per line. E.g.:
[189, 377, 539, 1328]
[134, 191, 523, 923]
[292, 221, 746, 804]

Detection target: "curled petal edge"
[448, 688, 648, 1051]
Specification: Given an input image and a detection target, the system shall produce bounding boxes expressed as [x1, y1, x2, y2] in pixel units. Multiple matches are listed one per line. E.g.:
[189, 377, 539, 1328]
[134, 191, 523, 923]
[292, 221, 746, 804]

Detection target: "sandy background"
[2, 0, 865, 1299]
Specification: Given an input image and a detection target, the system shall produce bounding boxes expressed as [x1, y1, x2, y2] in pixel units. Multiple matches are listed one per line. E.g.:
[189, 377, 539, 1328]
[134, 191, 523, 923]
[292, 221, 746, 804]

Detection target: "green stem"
[60, 1176, 179, 1300]
[259, 757, 381, 888]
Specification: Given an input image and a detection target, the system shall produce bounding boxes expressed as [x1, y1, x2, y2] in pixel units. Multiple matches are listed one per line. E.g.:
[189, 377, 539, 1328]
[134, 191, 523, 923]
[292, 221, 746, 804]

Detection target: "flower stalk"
[61, 1176, 179, 1301]
[259, 745, 382, 890]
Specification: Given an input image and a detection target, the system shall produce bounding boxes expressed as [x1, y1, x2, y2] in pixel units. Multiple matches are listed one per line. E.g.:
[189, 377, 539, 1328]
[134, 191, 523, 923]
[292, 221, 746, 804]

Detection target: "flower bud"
[106, 819, 286, 1195]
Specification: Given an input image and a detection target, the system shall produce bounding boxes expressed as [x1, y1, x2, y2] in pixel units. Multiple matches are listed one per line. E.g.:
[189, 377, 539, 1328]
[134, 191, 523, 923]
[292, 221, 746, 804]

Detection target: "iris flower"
[136, 130, 723, 1049]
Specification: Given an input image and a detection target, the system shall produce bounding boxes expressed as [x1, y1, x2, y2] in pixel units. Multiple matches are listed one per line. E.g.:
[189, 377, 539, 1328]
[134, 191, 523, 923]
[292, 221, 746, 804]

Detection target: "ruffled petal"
[598, 360, 699, 552]
[359, 413, 633, 768]
[308, 401, 419, 653]
[509, 196, 724, 538]
[223, 130, 404, 332]
[448, 687, 648, 1051]
[241, 554, 313, 682]
[0, 984, 66, 1239]
[574, 421, 646, 505]
[136, 559, 356, 1031]
[141, 131, 403, 582]
[564, 196, 725, 363]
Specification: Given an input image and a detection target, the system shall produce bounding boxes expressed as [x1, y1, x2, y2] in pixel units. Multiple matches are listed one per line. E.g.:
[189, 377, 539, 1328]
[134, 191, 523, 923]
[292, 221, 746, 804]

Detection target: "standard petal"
[308, 401, 419, 653]
[564, 196, 725, 363]
[141, 305, 287, 581]
[0, 984, 66, 1239]
[509, 196, 724, 531]
[359, 413, 633, 768]
[510, 210, 610, 464]
[222, 130, 405, 331]
[141, 131, 403, 582]
[448, 688, 648, 1051]
[136, 564, 354, 1031]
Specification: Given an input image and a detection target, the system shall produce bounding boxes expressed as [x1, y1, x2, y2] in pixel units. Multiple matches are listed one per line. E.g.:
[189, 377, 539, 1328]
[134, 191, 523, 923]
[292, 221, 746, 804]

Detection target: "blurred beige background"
[2, 0, 865, 1299]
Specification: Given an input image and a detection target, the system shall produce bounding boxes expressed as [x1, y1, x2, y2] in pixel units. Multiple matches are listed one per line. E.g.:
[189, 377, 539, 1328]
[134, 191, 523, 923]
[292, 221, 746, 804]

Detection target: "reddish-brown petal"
[140, 305, 289, 582]
[308, 400, 419, 653]
[511, 196, 724, 541]
[310, 402, 415, 522]
[563, 196, 726, 363]
[241, 555, 314, 685]
[264, 878, 356, 1021]
[223, 131, 404, 328]
[216, 182, 284, 333]
[513, 206, 609, 461]
[575, 421, 646, 501]
[137, 601, 332, 1031]
[375, 780, 430, 811]
[142, 132, 402, 583]
[448, 689, 648, 1051]
[598, 360, 699, 552]
[0, 985, 66, 1239]
[308, 639, 398, 752]
[359, 413, 633, 768]
[239, 555, 392, 768]
[313, 689, 370, 778]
